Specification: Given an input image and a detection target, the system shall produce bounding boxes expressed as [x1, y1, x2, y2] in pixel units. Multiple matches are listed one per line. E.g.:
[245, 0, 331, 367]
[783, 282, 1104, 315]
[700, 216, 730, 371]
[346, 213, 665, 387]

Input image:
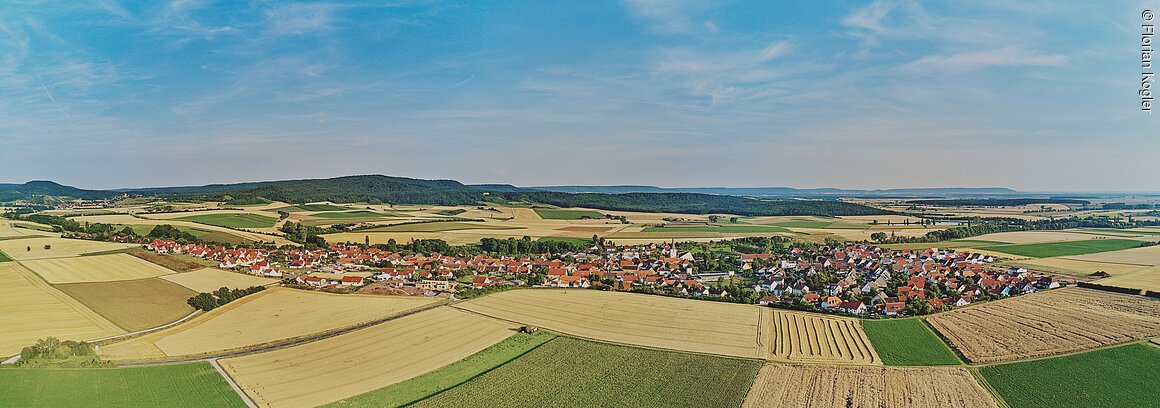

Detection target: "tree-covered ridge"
[497, 191, 891, 216]
[906, 198, 1090, 206]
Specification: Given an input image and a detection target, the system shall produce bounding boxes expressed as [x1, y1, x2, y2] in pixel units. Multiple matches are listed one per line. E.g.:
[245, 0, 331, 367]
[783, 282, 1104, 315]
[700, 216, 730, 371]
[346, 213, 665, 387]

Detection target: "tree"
[729, 217, 739, 224]
[386, 238, 398, 252]
[708, 215, 720, 223]
[43, 244, 51, 250]
[365, 235, 370, 247]
[870, 232, 888, 242]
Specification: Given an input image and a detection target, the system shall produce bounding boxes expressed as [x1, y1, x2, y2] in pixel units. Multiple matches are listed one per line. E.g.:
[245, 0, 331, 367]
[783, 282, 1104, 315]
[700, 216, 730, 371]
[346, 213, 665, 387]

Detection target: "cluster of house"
[745, 246, 1060, 315]
[144, 239, 1062, 315]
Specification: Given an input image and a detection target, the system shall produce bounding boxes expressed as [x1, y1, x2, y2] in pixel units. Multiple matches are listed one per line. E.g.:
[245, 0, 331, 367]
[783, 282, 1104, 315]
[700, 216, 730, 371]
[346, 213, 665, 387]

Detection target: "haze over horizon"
[1, 1, 1156, 191]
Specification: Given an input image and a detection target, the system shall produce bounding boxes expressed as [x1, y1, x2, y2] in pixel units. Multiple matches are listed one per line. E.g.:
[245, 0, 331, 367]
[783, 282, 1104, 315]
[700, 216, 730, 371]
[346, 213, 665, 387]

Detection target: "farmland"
[742, 364, 997, 408]
[455, 289, 764, 358]
[861, 318, 961, 366]
[21, 254, 175, 284]
[927, 288, 1160, 363]
[0, 263, 122, 356]
[365, 221, 523, 232]
[642, 224, 790, 233]
[0, 237, 135, 261]
[290, 203, 351, 212]
[309, 210, 389, 219]
[532, 208, 605, 219]
[0, 250, 11, 262]
[412, 336, 761, 408]
[99, 287, 437, 360]
[1094, 266, 1160, 292]
[160, 268, 277, 292]
[1060, 243, 1160, 266]
[767, 309, 879, 365]
[54, 278, 197, 331]
[219, 307, 513, 408]
[0, 362, 246, 407]
[981, 238, 1145, 258]
[974, 230, 1132, 244]
[325, 332, 557, 407]
[980, 343, 1160, 408]
[175, 213, 277, 229]
[125, 248, 216, 272]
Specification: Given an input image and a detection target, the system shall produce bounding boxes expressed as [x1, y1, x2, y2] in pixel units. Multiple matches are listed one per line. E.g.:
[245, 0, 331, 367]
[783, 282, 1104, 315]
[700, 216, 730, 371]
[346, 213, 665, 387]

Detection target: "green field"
[533, 209, 605, 220]
[0, 362, 246, 407]
[642, 224, 790, 233]
[882, 240, 1004, 250]
[768, 219, 833, 228]
[175, 213, 277, 229]
[296, 203, 351, 212]
[536, 236, 592, 245]
[981, 238, 1144, 258]
[0, 250, 11, 262]
[367, 221, 522, 233]
[326, 333, 556, 407]
[411, 337, 761, 408]
[310, 210, 390, 219]
[980, 343, 1160, 408]
[115, 224, 246, 245]
[861, 318, 961, 366]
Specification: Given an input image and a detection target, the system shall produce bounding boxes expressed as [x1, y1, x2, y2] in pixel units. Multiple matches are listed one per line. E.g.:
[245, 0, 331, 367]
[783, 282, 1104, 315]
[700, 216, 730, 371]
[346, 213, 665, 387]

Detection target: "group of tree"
[187, 286, 266, 311]
[18, 337, 106, 368]
[478, 236, 591, 255]
[280, 221, 328, 248]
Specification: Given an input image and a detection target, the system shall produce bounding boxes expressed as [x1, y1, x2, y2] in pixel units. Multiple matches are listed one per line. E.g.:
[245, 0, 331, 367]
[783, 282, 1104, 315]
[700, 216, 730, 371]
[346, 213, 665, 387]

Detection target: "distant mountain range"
[527, 185, 1021, 197]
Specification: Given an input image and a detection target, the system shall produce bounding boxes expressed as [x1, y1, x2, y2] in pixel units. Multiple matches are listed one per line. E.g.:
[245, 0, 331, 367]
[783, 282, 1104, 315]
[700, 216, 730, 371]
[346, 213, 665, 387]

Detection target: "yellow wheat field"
[1096, 266, 1160, 292]
[1010, 257, 1150, 276]
[743, 364, 998, 408]
[974, 230, 1128, 244]
[0, 263, 123, 356]
[767, 309, 879, 365]
[99, 287, 437, 360]
[455, 289, 764, 358]
[160, 268, 277, 293]
[927, 287, 1160, 363]
[219, 307, 513, 408]
[1061, 244, 1160, 266]
[0, 237, 135, 261]
[20, 253, 175, 284]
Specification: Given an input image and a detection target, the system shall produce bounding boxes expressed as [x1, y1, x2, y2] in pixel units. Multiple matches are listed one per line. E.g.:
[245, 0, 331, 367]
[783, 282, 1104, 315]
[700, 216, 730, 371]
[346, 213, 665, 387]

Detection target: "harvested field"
[982, 238, 1145, 258]
[0, 237, 135, 261]
[1061, 243, 1160, 266]
[220, 307, 513, 408]
[413, 336, 761, 408]
[559, 225, 616, 232]
[99, 287, 436, 360]
[160, 268, 277, 292]
[325, 332, 557, 407]
[767, 309, 879, 365]
[126, 248, 215, 272]
[455, 289, 764, 358]
[309, 210, 390, 219]
[0, 263, 122, 356]
[1096, 266, 1160, 292]
[980, 343, 1160, 408]
[0, 362, 246, 407]
[742, 364, 997, 408]
[974, 230, 1128, 244]
[21, 253, 175, 284]
[366, 221, 522, 233]
[54, 278, 197, 331]
[1009, 256, 1150, 276]
[927, 287, 1160, 363]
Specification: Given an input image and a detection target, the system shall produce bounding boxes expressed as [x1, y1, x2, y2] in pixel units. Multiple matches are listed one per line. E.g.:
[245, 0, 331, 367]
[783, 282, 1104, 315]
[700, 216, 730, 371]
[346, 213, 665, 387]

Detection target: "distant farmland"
[309, 210, 390, 219]
[412, 337, 761, 408]
[861, 318, 960, 366]
[532, 209, 604, 220]
[980, 344, 1160, 408]
[981, 238, 1145, 258]
[176, 213, 277, 229]
[0, 362, 246, 407]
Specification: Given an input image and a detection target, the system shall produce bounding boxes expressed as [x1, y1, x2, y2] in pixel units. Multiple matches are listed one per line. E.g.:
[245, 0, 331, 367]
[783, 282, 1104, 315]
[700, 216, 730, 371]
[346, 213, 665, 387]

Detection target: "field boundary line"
[209, 358, 259, 408]
[918, 317, 970, 365]
[394, 334, 560, 407]
[87, 310, 203, 344]
[968, 366, 1010, 408]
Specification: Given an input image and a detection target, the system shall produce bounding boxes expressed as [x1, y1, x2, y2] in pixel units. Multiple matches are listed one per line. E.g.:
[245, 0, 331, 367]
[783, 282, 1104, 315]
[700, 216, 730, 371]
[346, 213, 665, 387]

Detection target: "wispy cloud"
[902, 47, 1068, 72]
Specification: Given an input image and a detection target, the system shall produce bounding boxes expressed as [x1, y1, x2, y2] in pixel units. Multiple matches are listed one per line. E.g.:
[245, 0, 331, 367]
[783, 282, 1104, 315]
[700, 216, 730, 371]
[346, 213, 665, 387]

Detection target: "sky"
[0, 0, 1157, 191]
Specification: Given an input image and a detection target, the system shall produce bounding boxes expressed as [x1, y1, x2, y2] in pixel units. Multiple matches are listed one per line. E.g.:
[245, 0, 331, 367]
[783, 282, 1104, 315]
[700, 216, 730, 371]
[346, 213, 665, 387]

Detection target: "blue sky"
[0, 0, 1156, 191]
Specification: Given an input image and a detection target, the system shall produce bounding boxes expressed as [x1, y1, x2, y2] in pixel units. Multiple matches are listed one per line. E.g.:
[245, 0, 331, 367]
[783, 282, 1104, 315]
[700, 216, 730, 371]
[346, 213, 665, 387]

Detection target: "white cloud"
[902, 47, 1068, 72]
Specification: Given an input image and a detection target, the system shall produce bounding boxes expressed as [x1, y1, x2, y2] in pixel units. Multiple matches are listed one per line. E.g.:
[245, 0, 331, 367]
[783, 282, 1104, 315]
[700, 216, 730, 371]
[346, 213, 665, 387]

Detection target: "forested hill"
[4, 175, 893, 216]
[0, 181, 119, 202]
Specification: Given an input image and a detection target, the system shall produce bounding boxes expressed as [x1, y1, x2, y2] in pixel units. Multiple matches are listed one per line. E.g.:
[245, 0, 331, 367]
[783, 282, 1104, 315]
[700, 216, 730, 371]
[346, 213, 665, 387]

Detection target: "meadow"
[981, 238, 1144, 258]
[860, 318, 961, 366]
[411, 337, 761, 408]
[980, 343, 1160, 408]
[456, 289, 764, 358]
[54, 278, 197, 332]
[325, 332, 557, 407]
[532, 209, 605, 219]
[0, 250, 11, 262]
[220, 307, 513, 408]
[0, 362, 246, 407]
[176, 213, 277, 229]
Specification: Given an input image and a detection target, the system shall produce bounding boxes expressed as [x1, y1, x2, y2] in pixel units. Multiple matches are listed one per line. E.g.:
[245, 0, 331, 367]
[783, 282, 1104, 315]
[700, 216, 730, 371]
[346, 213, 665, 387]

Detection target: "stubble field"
[160, 268, 277, 292]
[21, 253, 175, 284]
[455, 289, 764, 358]
[742, 364, 998, 408]
[53, 278, 197, 331]
[219, 307, 514, 408]
[0, 263, 123, 356]
[0, 237, 135, 261]
[927, 287, 1160, 363]
[767, 309, 879, 365]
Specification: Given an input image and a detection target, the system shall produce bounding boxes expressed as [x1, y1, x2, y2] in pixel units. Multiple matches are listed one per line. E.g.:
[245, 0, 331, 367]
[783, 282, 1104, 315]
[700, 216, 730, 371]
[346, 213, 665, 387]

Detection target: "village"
[144, 236, 1063, 317]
